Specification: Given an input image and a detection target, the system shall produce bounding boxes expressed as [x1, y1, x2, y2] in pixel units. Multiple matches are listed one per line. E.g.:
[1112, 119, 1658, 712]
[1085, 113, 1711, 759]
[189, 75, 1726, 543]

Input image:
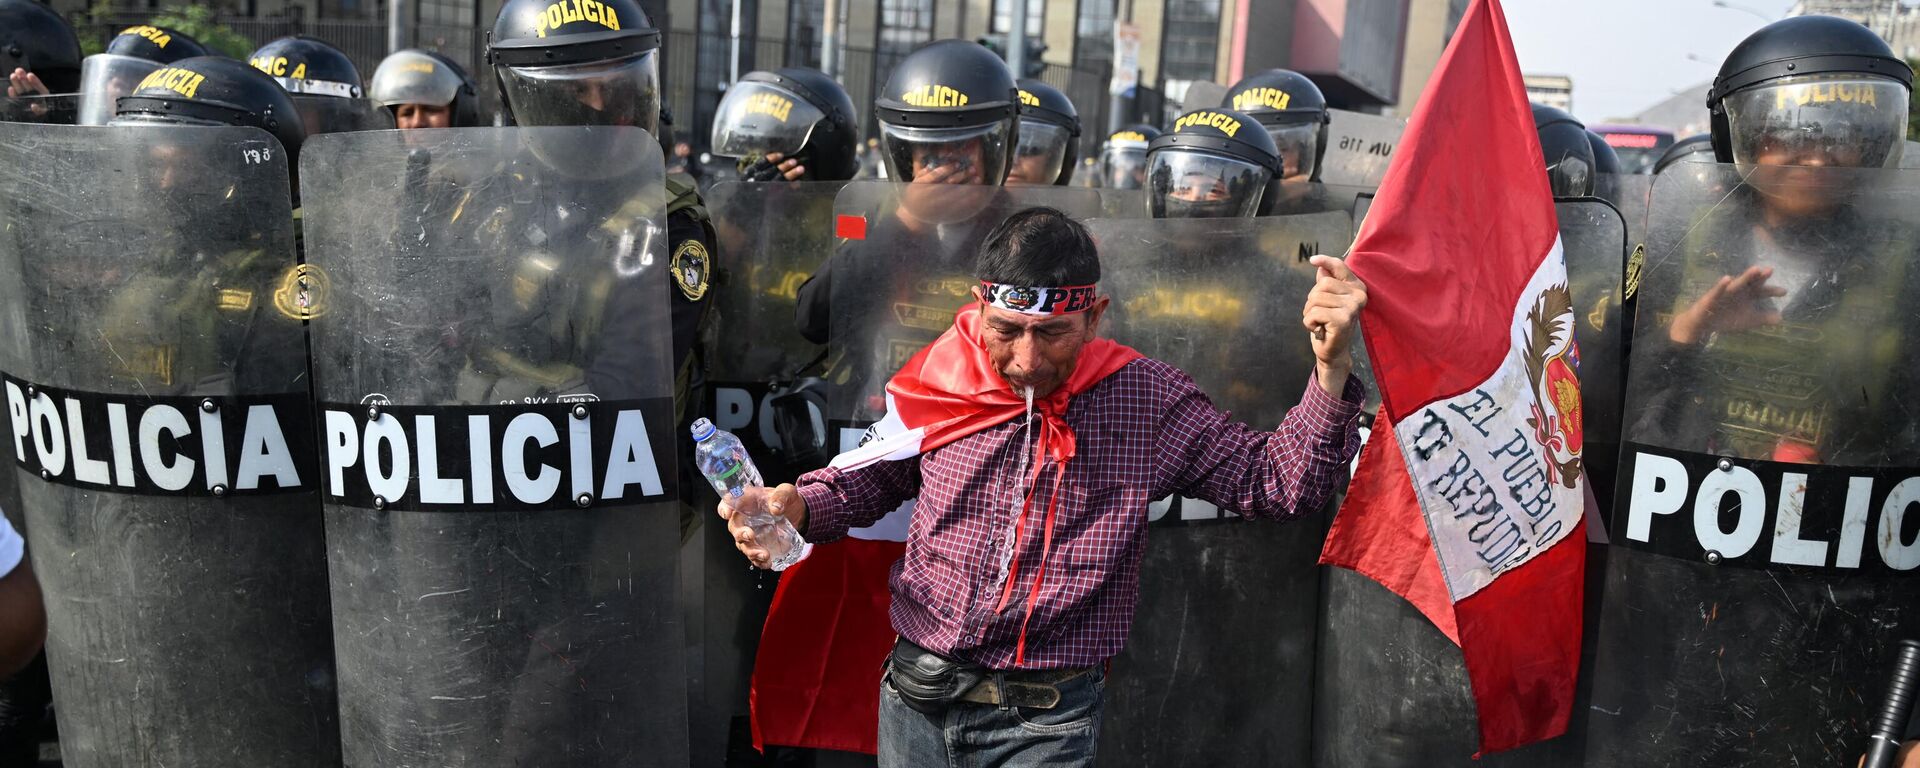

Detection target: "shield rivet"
[38, 469, 49, 481]
[211, 484, 228, 498]
[575, 493, 593, 508]
[367, 405, 383, 421]
[372, 495, 388, 510]
[571, 404, 589, 420]
[200, 398, 218, 413]
[24, 385, 34, 398]
[1715, 458, 1733, 473]
[1704, 550, 1724, 566]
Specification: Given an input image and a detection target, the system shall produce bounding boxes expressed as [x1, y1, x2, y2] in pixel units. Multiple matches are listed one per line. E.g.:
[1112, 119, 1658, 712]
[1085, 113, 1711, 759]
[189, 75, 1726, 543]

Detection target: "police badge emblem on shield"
[672, 239, 710, 300]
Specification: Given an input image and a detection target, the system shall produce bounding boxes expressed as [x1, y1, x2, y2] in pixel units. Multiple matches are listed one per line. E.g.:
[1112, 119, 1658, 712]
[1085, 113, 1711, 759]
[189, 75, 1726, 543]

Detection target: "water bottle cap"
[690, 418, 716, 442]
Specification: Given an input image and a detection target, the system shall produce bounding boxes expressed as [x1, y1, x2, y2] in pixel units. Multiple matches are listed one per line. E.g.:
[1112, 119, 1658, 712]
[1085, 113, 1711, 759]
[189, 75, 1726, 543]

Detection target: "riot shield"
[0, 123, 336, 766]
[1084, 212, 1351, 767]
[694, 179, 844, 765]
[0, 93, 80, 124]
[825, 182, 1111, 424]
[1311, 200, 1629, 768]
[1320, 108, 1405, 189]
[1587, 164, 1920, 766]
[300, 126, 688, 767]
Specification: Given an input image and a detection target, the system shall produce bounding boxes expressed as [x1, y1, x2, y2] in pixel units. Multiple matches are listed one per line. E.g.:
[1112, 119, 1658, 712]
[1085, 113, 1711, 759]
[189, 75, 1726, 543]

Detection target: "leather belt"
[957, 667, 1093, 710]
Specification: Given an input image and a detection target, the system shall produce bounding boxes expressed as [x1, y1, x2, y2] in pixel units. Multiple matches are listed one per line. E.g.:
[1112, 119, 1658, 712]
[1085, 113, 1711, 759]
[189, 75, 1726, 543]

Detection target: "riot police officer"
[1652, 132, 1713, 174]
[114, 55, 307, 202]
[1223, 68, 1329, 183]
[709, 67, 859, 182]
[249, 36, 386, 134]
[1144, 107, 1280, 218]
[368, 48, 481, 129]
[0, 0, 81, 122]
[1097, 122, 1158, 189]
[488, 0, 714, 418]
[1008, 78, 1080, 185]
[76, 24, 208, 125]
[793, 38, 1020, 345]
[1533, 103, 1596, 197]
[1587, 127, 1623, 203]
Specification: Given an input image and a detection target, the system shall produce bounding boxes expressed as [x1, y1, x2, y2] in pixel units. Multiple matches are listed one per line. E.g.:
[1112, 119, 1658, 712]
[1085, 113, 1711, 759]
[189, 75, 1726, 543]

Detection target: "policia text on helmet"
[872, 39, 1022, 187]
[248, 36, 386, 135]
[709, 67, 860, 182]
[487, 0, 662, 133]
[1708, 14, 1912, 170]
[110, 56, 307, 201]
[1146, 107, 1281, 219]
[1222, 68, 1329, 183]
[77, 24, 208, 126]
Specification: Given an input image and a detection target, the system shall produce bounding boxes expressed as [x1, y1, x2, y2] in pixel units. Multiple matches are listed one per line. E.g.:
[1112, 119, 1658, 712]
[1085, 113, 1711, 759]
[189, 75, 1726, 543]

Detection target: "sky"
[1502, 0, 1792, 122]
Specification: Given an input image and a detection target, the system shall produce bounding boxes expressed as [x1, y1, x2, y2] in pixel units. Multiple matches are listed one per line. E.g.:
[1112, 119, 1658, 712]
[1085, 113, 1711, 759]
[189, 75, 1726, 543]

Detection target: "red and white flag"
[1317, 0, 1587, 755]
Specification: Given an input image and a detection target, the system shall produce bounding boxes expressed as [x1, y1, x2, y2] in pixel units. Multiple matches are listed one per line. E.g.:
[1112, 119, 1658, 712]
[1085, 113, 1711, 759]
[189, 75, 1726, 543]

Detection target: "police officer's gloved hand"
[739, 152, 805, 183]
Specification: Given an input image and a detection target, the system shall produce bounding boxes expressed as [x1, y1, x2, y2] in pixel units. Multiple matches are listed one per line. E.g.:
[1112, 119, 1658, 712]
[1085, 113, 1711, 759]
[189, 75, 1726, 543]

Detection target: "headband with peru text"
[980, 281, 1098, 316]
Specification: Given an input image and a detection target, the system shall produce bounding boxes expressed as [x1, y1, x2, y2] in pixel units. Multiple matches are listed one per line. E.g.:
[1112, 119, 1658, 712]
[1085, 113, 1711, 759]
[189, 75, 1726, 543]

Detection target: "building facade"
[50, 0, 1435, 152]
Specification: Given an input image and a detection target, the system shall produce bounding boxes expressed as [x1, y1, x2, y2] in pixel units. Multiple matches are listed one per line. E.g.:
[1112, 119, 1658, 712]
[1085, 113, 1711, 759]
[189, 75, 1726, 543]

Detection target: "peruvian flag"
[1317, 0, 1587, 756]
[749, 421, 910, 755]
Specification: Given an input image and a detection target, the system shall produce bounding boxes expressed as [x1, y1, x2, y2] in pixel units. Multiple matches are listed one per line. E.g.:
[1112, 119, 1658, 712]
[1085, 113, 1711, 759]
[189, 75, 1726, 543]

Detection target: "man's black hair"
[975, 207, 1101, 286]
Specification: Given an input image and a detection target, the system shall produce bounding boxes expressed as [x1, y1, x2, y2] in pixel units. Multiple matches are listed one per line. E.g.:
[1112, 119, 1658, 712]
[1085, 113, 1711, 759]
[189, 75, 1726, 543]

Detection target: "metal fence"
[74, 17, 1115, 154]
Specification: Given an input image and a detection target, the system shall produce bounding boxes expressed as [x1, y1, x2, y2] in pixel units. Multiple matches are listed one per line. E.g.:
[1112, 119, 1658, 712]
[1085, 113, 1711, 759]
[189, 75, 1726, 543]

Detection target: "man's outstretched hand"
[719, 483, 808, 569]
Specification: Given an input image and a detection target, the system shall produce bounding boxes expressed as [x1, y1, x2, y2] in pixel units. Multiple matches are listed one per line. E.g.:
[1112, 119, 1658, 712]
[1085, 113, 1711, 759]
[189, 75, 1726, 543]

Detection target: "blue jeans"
[878, 666, 1105, 768]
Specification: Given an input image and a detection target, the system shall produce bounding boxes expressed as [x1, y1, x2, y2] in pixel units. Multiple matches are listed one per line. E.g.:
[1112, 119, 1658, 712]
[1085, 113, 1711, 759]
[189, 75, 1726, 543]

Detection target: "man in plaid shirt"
[725, 207, 1367, 766]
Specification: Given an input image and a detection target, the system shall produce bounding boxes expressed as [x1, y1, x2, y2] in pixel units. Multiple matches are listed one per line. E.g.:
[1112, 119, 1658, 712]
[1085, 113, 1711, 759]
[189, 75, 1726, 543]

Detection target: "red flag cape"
[1317, 0, 1588, 755]
[751, 302, 1140, 752]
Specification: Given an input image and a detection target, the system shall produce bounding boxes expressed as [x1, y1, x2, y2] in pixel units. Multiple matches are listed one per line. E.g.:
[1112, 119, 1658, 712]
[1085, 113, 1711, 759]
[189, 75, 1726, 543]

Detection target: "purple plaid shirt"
[795, 358, 1366, 670]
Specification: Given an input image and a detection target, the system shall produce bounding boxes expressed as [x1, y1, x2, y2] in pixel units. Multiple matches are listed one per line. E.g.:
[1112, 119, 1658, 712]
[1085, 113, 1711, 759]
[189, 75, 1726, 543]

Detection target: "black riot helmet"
[872, 39, 1020, 185]
[1146, 108, 1279, 219]
[487, 0, 662, 134]
[710, 67, 859, 180]
[1532, 103, 1595, 197]
[0, 0, 80, 94]
[78, 25, 209, 125]
[1223, 68, 1329, 182]
[113, 56, 306, 163]
[1009, 78, 1080, 186]
[1708, 15, 1912, 167]
[370, 48, 481, 127]
[1653, 133, 1714, 175]
[1098, 123, 1160, 189]
[249, 36, 384, 134]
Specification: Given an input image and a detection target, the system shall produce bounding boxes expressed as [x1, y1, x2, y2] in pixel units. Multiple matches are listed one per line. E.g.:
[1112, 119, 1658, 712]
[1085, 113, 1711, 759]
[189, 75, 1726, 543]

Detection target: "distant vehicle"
[1590, 124, 1676, 174]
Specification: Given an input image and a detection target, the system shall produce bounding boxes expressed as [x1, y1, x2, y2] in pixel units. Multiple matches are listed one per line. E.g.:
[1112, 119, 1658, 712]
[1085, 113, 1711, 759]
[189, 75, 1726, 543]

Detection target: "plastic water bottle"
[692, 418, 810, 570]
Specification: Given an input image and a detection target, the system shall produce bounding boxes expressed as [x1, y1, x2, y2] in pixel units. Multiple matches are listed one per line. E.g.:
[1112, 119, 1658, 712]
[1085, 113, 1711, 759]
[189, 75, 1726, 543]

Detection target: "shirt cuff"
[794, 477, 848, 543]
[1302, 370, 1367, 420]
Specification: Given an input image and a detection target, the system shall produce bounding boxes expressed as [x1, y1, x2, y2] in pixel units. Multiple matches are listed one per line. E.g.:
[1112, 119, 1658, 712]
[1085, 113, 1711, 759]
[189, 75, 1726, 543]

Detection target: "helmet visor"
[878, 120, 1012, 185]
[498, 51, 660, 134]
[710, 80, 826, 159]
[370, 50, 464, 108]
[1266, 121, 1320, 181]
[78, 54, 162, 126]
[1007, 121, 1070, 186]
[1148, 149, 1270, 219]
[292, 94, 394, 134]
[1722, 74, 1909, 168]
[1099, 144, 1150, 189]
